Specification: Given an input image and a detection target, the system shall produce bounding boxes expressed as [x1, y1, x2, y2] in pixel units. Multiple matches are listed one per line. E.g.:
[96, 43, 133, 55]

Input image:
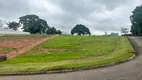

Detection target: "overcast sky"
[0, 0, 142, 35]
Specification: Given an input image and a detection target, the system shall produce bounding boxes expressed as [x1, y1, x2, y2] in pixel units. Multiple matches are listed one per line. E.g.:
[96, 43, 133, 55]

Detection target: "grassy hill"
[0, 35, 134, 74]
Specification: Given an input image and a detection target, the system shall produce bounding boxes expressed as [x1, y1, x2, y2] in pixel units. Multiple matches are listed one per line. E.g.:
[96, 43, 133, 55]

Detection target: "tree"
[111, 33, 119, 36]
[46, 27, 62, 35]
[19, 14, 62, 35]
[121, 28, 128, 35]
[71, 24, 91, 36]
[19, 14, 49, 34]
[46, 27, 52, 35]
[130, 5, 142, 36]
[37, 19, 49, 34]
[7, 21, 20, 30]
[56, 30, 62, 35]
[50, 27, 57, 34]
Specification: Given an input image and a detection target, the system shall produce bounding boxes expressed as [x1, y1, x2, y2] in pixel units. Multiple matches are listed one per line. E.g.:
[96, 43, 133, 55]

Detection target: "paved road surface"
[0, 37, 142, 80]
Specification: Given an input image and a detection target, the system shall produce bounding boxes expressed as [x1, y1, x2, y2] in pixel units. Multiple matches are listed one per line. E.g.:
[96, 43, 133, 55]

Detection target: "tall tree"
[71, 24, 91, 36]
[7, 21, 20, 30]
[19, 14, 49, 34]
[130, 5, 142, 36]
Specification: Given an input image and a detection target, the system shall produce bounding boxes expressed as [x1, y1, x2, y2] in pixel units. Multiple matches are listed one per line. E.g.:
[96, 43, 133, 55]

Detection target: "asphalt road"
[0, 37, 142, 80]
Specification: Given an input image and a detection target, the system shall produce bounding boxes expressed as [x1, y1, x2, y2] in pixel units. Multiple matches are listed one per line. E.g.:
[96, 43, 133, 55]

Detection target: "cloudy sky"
[0, 0, 142, 35]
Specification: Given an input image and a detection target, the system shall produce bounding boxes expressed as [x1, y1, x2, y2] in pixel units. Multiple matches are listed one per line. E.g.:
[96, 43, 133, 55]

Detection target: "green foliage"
[19, 14, 62, 35]
[56, 30, 62, 35]
[19, 14, 49, 34]
[7, 21, 20, 30]
[111, 33, 119, 36]
[71, 24, 91, 36]
[46, 27, 62, 35]
[50, 27, 56, 34]
[130, 5, 142, 36]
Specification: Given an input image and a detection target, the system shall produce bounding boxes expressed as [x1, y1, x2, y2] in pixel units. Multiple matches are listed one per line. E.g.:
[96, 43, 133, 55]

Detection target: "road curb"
[0, 37, 136, 76]
[0, 54, 136, 76]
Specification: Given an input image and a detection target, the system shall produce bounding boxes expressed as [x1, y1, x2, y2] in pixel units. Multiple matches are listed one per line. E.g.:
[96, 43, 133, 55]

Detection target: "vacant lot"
[0, 34, 53, 58]
[0, 35, 48, 48]
[0, 35, 134, 74]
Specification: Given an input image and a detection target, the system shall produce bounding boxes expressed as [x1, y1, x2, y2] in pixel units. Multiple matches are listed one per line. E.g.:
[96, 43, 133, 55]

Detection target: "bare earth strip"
[0, 36, 141, 80]
[0, 35, 59, 60]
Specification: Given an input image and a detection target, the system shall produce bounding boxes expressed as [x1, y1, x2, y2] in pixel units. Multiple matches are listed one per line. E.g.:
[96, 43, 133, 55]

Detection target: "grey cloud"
[47, 0, 140, 34]
[0, 0, 32, 20]
[0, 0, 31, 12]
[0, 0, 141, 34]
[59, 0, 95, 15]
[49, 0, 132, 13]
[91, 0, 131, 10]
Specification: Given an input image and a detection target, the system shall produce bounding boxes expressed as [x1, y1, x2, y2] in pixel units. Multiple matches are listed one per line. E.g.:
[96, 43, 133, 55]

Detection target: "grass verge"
[0, 36, 134, 74]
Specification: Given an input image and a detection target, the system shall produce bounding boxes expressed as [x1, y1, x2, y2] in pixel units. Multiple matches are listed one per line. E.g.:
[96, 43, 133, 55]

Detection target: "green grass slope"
[0, 36, 134, 74]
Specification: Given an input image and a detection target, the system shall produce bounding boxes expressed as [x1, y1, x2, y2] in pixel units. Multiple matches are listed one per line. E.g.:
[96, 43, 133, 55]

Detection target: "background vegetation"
[130, 5, 142, 36]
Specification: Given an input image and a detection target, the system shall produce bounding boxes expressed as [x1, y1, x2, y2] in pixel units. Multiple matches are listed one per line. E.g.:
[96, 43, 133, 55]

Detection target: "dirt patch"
[0, 37, 47, 48]
[0, 35, 59, 60]
[0, 51, 9, 54]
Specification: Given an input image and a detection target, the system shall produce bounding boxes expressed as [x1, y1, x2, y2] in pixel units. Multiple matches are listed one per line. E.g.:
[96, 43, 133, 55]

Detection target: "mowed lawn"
[0, 35, 134, 73]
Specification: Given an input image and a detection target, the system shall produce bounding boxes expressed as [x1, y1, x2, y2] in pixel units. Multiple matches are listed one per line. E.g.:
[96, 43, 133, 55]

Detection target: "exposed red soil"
[0, 37, 47, 48]
[0, 35, 59, 60]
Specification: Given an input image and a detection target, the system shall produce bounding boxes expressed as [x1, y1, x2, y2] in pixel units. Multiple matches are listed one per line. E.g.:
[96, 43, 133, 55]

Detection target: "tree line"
[7, 14, 91, 36]
[7, 14, 62, 35]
